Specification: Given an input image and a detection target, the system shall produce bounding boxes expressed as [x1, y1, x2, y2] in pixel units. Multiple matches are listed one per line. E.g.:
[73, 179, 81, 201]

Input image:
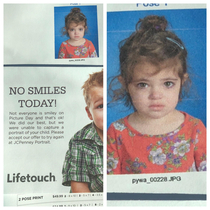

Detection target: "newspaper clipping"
[4, 3, 103, 207]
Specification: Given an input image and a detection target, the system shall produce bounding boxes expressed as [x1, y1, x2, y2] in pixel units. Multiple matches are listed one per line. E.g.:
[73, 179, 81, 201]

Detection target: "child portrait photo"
[107, 6, 206, 175]
[54, 5, 99, 59]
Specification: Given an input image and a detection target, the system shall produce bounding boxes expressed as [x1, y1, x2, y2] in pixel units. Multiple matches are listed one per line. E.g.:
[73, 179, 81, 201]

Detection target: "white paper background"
[107, 3, 206, 12]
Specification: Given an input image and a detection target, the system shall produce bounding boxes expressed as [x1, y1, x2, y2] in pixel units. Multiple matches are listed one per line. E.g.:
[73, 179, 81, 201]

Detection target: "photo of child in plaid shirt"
[62, 70, 103, 192]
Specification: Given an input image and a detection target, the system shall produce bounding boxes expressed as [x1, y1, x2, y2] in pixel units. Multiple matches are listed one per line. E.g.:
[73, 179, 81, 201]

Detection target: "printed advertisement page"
[4, 67, 103, 207]
[4, 3, 103, 207]
[107, 3, 206, 206]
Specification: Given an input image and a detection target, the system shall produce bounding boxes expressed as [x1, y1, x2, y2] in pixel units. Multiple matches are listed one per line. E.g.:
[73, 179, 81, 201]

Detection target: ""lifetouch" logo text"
[7, 173, 56, 183]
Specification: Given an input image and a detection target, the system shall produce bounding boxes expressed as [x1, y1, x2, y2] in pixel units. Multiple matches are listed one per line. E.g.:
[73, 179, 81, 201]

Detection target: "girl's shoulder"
[84, 38, 93, 45]
[108, 116, 129, 132]
[182, 112, 205, 127]
[61, 40, 69, 45]
[180, 112, 206, 136]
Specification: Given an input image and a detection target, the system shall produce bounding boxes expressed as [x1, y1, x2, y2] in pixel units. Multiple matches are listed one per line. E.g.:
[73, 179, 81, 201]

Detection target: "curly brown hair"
[82, 70, 103, 106]
[109, 15, 190, 108]
[62, 7, 88, 37]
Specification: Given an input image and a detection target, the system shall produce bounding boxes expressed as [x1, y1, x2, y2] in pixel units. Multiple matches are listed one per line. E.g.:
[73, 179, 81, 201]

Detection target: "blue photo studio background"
[54, 5, 99, 59]
[107, 8, 206, 128]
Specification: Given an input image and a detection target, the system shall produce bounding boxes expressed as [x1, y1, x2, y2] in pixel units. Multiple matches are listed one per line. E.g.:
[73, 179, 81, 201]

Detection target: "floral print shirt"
[107, 112, 206, 174]
[58, 39, 97, 59]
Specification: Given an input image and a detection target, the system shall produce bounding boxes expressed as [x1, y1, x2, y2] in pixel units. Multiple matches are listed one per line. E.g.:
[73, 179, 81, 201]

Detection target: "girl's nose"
[149, 87, 163, 100]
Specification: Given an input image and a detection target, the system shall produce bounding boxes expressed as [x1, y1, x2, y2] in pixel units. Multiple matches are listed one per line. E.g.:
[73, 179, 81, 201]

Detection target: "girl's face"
[126, 62, 186, 120]
[67, 23, 86, 41]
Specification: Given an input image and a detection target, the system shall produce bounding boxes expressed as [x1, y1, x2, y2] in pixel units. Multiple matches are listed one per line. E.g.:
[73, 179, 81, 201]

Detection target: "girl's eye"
[79, 28, 84, 31]
[137, 83, 148, 88]
[164, 81, 174, 88]
[70, 29, 74, 31]
[97, 104, 103, 109]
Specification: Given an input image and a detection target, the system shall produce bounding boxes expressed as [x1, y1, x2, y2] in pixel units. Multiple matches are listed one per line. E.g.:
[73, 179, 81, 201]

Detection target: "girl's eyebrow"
[132, 78, 150, 83]
[132, 77, 179, 82]
[161, 78, 179, 81]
